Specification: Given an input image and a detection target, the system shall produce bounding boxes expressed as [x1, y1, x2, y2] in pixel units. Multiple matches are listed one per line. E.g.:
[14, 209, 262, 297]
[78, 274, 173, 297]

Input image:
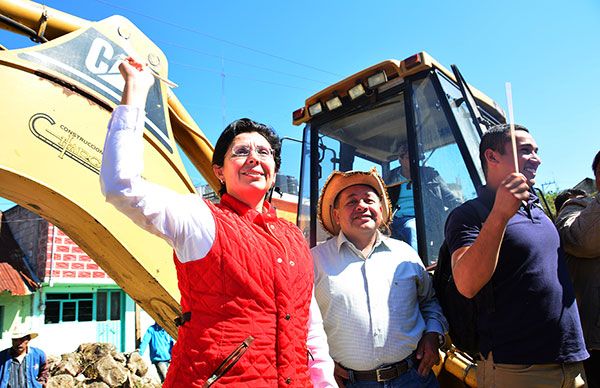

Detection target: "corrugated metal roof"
[0, 262, 32, 295]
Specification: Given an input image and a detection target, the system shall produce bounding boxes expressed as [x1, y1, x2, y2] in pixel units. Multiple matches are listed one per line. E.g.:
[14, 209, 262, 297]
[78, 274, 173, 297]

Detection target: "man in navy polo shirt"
[445, 124, 588, 387]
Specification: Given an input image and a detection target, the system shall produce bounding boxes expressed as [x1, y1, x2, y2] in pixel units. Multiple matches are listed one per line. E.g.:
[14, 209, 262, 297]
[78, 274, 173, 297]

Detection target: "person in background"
[313, 168, 447, 388]
[554, 189, 587, 214]
[100, 57, 335, 387]
[385, 143, 460, 252]
[0, 328, 48, 388]
[446, 124, 588, 387]
[138, 322, 174, 382]
[556, 150, 600, 388]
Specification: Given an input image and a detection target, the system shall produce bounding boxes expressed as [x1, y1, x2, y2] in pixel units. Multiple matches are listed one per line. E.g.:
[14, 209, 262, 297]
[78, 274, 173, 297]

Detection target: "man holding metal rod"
[445, 124, 588, 387]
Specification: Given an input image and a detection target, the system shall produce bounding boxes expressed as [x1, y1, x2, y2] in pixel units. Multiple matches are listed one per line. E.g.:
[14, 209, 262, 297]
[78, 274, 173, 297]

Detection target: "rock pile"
[46, 343, 162, 388]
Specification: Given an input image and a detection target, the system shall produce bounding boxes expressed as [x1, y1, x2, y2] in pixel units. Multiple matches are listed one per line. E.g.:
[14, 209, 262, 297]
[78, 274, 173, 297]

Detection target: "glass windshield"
[298, 93, 407, 246]
[410, 75, 477, 263]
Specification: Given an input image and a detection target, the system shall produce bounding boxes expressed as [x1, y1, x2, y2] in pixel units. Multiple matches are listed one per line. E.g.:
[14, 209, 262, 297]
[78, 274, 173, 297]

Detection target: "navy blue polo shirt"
[445, 186, 588, 364]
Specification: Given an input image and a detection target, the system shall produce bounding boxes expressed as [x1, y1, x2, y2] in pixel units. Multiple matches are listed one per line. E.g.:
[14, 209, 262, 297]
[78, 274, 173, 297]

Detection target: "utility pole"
[541, 180, 558, 193]
[221, 55, 226, 128]
[135, 303, 141, 349]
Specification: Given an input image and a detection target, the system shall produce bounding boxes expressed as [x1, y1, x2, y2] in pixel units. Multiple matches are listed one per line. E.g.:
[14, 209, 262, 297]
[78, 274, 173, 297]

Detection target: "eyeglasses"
[230, 144, 274, 160]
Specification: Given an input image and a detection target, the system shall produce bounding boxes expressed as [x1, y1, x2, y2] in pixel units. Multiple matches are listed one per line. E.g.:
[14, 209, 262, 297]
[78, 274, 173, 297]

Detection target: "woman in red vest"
[100, 57, 335, 387]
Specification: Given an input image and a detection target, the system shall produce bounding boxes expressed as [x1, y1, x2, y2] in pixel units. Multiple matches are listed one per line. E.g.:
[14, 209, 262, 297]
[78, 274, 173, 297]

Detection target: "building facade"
[0, 205, 154, 354]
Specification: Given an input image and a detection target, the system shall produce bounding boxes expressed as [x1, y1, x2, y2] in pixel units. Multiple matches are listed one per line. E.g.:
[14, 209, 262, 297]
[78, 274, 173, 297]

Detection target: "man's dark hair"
[554, 189, 587, 212]
[212, 118, 281, 195]
[479, 124, 529, 176]
[592, 150, 600, 174]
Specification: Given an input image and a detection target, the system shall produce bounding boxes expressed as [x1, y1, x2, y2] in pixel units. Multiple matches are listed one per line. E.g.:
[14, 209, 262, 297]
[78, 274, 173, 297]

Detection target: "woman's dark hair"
[479, 124, 529, 176]
[212, 118, 281, 195]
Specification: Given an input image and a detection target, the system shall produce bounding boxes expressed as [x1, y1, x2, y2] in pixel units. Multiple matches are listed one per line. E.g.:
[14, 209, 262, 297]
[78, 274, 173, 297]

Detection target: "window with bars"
[96, 290, 121, 322]
[44, 290, 121, 324]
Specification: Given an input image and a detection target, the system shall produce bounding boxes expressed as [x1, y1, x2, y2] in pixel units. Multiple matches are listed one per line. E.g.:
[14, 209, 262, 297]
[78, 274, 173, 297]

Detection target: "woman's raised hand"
[118, 56, 155, 107]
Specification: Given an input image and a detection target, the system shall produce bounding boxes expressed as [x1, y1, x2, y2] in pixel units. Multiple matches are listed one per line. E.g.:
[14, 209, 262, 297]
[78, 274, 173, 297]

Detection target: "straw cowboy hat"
[318, 167, 392, 236]
[10, 326, 38, 340]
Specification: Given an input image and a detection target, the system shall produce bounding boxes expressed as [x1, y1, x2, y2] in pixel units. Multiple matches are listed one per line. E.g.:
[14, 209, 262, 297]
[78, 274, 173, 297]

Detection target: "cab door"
[407, 67, 502, 263]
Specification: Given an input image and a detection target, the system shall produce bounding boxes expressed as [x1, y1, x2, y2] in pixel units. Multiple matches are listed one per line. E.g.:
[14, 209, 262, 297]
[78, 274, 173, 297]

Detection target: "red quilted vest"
[163, 194, 314, 387]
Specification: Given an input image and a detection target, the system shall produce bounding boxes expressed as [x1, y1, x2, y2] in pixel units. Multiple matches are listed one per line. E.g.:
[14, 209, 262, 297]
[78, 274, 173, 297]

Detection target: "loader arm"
[0, 0, 218, 337]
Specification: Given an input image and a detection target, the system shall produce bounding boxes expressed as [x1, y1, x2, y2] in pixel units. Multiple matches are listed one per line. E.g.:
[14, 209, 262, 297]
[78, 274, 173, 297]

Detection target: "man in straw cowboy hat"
[312, 168, 447, 387]
[0, 327, 48, 388]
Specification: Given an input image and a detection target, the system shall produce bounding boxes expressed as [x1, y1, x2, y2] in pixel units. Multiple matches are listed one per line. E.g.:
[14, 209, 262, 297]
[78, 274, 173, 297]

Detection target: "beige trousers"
[477, 352, 587, 388]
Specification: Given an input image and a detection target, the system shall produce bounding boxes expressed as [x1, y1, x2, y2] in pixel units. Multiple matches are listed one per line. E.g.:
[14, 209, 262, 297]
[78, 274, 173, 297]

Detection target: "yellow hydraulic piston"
[0, 0, 88, 40]
[0, 3, 216, 337]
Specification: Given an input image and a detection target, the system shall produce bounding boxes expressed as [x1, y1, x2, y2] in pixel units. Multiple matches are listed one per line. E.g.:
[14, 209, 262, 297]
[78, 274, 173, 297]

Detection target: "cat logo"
[19, 28, 172, 153]
[84, 37, 125, 92]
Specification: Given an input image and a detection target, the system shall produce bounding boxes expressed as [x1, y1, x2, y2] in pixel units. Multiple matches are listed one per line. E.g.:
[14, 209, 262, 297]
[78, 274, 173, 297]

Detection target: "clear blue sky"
[1, 0, 598, 210]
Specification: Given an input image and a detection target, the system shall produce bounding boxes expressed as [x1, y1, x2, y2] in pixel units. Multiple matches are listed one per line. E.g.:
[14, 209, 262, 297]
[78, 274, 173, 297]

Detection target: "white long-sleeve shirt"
[100, 105, 335, 387]
[313, 232, 448, 370]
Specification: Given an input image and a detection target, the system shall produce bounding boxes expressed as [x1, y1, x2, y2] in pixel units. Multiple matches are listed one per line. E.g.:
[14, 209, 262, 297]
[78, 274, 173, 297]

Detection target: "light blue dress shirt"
[312, 232, 447, 371]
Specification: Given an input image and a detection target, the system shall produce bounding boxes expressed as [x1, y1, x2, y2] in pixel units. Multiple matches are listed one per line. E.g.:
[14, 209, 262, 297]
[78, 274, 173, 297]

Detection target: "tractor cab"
[292, 53, 505, 264]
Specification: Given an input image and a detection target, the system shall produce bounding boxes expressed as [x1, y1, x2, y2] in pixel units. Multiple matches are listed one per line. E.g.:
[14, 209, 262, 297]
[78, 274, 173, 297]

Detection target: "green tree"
[536, 189, 558, 219]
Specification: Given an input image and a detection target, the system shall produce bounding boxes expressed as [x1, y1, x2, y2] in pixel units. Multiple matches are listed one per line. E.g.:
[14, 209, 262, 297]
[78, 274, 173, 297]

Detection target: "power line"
[155, 39, 330, 85]
[221, 55, 226, 128]
[93, 0, 342, 77]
